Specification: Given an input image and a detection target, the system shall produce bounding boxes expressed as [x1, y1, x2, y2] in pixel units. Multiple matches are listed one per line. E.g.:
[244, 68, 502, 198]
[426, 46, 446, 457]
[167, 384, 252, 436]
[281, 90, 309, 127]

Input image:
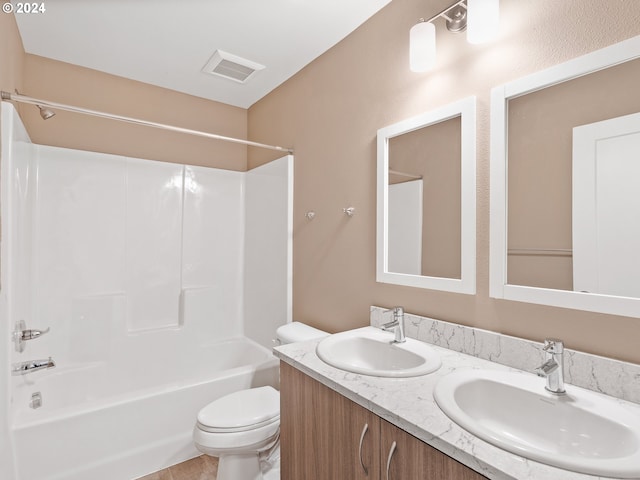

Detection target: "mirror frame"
[377, 96, 476, 294]
[490, 34, 640, 317]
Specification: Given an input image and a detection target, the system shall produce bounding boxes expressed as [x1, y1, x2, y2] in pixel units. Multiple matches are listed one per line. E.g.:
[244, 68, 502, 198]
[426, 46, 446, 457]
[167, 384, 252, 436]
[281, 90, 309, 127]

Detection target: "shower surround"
[0, 103, 292, 480]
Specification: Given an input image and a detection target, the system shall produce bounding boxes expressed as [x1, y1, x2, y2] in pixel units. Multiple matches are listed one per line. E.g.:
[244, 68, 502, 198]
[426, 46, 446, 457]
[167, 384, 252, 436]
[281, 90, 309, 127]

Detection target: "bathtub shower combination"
[0, 103, 292, 480]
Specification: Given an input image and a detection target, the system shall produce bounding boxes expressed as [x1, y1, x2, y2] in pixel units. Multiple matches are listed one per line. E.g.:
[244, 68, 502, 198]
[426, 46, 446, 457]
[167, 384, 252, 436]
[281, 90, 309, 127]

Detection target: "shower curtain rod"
[0, 91, 293, 154]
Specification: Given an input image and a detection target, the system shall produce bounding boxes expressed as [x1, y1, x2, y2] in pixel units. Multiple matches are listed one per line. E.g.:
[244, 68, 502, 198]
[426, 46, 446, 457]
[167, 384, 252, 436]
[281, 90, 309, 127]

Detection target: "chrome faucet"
[382, 307, 406, 343]
[12, 357, 56, 376]
[535, 339, 566, 394]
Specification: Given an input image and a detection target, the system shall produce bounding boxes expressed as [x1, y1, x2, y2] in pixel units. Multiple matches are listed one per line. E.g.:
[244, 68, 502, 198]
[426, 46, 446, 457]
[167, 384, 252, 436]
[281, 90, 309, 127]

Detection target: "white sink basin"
[316, 326, 441, 377]
[434, 369, 640, 478]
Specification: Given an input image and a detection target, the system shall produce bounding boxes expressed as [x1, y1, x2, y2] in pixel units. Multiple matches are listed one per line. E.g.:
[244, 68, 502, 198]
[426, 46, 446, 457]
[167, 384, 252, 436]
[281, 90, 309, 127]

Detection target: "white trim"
[377, 97, 476, 294]
[285, 155, 294, 324]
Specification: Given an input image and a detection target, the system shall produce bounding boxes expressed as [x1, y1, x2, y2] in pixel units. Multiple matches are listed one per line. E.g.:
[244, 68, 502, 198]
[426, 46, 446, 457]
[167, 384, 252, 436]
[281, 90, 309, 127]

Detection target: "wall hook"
[343, 207, 356, 217]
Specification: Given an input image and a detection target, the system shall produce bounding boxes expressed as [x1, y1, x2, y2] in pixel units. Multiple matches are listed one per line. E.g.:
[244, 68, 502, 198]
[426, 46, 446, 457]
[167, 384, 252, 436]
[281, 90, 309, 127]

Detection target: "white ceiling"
[14, 0, 392, 109]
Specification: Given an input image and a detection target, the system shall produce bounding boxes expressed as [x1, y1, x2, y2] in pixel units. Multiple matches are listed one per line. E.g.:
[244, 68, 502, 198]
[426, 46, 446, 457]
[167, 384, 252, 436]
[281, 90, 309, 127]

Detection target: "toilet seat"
[197, 386, 280, 433]
[197, 415, 279, 434]
[195, 386, 281, 451]
[194, 417, 280, 452]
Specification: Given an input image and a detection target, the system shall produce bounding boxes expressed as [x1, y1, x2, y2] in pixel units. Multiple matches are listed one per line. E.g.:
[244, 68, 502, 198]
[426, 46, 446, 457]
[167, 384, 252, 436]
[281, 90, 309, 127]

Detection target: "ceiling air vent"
[201, 50, 265, 84]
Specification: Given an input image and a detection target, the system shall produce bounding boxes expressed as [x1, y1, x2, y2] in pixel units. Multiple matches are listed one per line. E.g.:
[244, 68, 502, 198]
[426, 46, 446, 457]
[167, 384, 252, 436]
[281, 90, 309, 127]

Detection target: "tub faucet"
[535, 339, 565, 394]
[12, 357, 56, 376]
[382, 307, 406, 343]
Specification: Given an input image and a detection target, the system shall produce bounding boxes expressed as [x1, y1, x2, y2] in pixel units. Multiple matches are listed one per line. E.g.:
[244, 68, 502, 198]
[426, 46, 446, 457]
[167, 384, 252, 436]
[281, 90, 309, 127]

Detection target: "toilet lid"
[197, 386, 280, 431]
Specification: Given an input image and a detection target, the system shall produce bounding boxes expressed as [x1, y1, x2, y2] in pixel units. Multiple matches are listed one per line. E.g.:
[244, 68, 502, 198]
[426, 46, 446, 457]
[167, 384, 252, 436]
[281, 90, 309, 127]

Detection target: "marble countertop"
[274, 329, 631, 480]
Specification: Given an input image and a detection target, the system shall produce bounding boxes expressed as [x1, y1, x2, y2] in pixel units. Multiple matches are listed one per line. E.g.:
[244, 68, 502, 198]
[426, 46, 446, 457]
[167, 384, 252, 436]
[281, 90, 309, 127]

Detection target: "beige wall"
[0, 12, 24, 104]
[21, 54, 248, 170]
[15, 54, 248, 171]
[248, 0, 640, 364]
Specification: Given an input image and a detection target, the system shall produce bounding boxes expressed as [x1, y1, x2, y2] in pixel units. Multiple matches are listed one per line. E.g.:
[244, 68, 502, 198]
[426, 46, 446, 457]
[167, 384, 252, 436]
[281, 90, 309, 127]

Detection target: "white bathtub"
[11, 337, 279, 480]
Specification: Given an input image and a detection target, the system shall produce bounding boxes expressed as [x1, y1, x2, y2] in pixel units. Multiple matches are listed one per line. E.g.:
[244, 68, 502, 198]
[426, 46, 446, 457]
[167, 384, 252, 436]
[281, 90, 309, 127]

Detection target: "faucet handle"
[22, 327, 50, 341]
[383, 306, 404, 316]
[542, 339, 564, 353]
[13, 320, 50, 353]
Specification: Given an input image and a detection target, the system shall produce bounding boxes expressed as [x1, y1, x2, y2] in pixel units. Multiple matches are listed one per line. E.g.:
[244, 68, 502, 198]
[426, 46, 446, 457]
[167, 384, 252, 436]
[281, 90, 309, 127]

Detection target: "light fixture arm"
[422, 0, 467, 25]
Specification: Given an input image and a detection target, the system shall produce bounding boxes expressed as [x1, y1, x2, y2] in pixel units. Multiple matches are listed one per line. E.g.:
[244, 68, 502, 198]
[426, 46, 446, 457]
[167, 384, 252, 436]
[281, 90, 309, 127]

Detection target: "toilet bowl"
[194, 386, 280, 480]
[193, 322, 327, 480]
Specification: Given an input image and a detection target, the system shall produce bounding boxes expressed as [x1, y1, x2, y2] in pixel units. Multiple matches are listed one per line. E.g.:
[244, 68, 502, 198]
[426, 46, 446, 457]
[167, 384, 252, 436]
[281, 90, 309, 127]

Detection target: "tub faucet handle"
[13, 320, 50, 352]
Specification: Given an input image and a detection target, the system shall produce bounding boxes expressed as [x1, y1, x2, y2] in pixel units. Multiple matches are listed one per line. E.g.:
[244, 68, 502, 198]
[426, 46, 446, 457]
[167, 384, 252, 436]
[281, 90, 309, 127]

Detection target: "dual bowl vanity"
[275, 323, 640, 480]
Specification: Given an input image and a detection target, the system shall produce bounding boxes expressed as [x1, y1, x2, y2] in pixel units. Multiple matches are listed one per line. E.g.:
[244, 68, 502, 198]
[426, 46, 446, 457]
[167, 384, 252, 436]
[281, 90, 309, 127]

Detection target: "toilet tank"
[275, 322, 328, 345]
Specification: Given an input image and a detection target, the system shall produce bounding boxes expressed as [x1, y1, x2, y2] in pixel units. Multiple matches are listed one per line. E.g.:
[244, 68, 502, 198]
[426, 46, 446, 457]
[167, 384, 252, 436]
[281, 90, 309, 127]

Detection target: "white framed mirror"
[377, 97, 476, 294]
[490, 35, 640, 317]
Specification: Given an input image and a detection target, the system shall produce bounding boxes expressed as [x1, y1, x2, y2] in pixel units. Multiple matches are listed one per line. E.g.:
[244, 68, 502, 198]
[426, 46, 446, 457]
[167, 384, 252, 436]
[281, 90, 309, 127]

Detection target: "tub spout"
[12, 357, 56, 376]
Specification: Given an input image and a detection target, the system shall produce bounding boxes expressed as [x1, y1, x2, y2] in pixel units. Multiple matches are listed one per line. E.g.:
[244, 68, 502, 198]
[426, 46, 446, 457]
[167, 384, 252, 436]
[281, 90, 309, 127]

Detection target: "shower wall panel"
[33, 146, 127, 339]
[0, 103, 32, 480]
[182, 166, 244, 343]
[244, 155, 293, 347]
[10, 142, 246, 392]
[124, 158, 183, 331]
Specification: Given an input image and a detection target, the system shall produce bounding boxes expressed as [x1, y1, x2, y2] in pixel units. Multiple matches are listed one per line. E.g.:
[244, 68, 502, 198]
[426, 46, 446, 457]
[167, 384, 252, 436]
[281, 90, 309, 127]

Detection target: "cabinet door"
[280, 362, 381, 480]
[381, 419, 487, 480]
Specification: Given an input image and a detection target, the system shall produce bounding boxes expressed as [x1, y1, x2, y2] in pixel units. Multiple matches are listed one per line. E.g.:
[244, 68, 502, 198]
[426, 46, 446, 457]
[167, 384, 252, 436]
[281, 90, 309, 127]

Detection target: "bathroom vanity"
[274, 309, 640, 480]
[279, 361, 486, 479]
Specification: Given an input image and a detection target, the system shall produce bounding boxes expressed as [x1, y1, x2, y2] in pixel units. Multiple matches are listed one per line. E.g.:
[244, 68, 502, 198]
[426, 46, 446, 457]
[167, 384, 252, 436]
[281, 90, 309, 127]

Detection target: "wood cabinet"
[381, 419, 487, 480]
[280, 361, 488, 480]
[280, 362, 380, 479]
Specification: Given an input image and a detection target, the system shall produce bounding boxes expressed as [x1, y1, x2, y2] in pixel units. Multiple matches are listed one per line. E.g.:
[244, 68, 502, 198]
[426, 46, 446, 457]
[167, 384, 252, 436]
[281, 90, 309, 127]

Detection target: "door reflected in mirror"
[377, 97, 476, 294]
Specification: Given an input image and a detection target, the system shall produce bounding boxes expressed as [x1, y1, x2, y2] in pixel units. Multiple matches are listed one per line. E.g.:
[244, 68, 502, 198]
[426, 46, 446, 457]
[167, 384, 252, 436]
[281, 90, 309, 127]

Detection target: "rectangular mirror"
[490, 35, 640, 317]
[377, 97, 476, 293]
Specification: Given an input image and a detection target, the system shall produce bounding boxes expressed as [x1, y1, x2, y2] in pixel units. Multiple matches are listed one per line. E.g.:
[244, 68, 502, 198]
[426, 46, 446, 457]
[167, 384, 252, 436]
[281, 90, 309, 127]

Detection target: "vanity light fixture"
[409, 0, 500, 72]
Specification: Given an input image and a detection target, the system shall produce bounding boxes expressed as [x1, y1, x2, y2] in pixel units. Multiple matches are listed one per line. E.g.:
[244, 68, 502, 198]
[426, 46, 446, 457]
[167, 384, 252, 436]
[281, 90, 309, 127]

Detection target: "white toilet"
[193, 322, 328, 480]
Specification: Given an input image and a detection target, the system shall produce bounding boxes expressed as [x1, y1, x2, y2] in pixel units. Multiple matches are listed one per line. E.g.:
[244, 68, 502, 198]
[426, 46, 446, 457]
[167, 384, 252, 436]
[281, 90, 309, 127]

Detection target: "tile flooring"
[138, 455, 218, 480]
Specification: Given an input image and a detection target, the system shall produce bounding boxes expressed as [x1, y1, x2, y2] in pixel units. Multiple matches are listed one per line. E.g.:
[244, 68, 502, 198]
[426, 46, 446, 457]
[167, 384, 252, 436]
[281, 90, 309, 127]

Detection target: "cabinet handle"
[358, 423, 369, 475]
[385, 441, 397, 480]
